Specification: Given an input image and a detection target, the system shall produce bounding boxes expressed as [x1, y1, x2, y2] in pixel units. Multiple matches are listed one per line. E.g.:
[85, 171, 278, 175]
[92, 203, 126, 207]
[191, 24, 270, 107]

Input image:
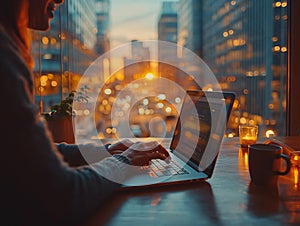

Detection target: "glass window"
[32, 0, 290, 139]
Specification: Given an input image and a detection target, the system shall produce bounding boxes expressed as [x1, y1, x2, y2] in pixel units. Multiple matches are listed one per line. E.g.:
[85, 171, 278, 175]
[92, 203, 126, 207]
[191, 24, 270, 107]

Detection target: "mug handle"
[274, 154, 291, 175]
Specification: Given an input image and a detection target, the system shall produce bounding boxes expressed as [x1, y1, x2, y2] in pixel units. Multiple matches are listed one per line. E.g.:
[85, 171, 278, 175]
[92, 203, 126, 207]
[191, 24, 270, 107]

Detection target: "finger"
[109, 150, 123, 155]
[152, 145, 170, 158]
[151, 150, 171, 163]
[109, 140, 132, 151]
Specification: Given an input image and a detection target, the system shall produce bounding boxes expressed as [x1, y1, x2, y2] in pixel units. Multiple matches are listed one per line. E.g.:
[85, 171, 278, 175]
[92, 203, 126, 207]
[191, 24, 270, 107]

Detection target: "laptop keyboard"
[142, 159, 189, 177]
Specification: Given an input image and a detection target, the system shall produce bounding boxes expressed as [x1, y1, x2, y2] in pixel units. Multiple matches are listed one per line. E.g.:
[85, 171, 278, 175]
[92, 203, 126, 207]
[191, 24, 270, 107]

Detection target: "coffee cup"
[248, 143, 291, 186]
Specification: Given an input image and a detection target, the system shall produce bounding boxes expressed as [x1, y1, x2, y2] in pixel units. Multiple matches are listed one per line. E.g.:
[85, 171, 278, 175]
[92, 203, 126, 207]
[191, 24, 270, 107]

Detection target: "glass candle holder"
[239, 125, 258, 148]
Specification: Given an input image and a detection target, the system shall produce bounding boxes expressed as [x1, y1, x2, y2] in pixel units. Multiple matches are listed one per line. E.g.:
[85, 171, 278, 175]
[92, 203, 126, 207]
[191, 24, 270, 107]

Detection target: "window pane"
[32, 0, 288, 139]
[201, 0, 288, 137]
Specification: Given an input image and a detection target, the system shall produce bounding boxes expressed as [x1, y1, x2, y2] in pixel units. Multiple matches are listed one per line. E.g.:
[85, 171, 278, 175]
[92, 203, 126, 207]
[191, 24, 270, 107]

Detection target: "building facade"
[201, 0, 288, 136]
[158, 1, 179, 43]
[31, 0, 99, 112]
[178, 0, 203, 57]
[95, 0, 111, 55]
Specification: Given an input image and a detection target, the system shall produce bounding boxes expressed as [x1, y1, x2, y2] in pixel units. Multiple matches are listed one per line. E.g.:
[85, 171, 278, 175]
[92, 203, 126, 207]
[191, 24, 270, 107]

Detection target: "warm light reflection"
[228, 133, 234, 138]
[238, 148, 249, 180]
[151, 195, 162, 206]
[294, 167, 299, 188]
[244, 151, 248, 169]
[240, 117, 247, 124]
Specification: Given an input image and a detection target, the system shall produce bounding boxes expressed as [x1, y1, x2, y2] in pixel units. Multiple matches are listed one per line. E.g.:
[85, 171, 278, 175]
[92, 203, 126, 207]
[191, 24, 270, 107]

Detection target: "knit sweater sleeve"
[55, 142, 110, 167]
[0, 28, 130, 225]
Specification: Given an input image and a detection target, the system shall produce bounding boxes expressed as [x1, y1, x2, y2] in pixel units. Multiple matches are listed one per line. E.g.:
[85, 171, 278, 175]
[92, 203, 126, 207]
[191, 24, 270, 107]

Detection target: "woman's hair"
[0, 0, 33, 68]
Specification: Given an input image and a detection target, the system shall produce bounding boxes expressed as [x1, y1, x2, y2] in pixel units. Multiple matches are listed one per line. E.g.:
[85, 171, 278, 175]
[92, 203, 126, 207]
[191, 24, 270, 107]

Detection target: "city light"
[51, 81, 58, 87]
[223, 31, 229, 37]
[175, 97, 181, 104]
[145, 72, 154, 80]
[157, 94, 166, 100]
[41, 36, 49, 45]
[265, 130, 275, 138]
[104, 88, 112, 95]
[165, 107, 172, 113]
[282, 2, 288, 8]
[143, 99, 149, 105]
[156, 103, 164, 109]
[275, 1, 281, 7]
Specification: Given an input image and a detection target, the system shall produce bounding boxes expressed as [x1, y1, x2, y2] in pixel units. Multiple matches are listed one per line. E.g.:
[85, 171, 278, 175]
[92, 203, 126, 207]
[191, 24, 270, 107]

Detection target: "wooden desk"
[85, 138, 300, 226]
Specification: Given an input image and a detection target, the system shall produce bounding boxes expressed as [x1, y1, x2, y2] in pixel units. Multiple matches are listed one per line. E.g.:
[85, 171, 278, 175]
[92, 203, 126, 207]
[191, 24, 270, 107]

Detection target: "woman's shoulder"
[0, 29, 27, 70]
[0, 26, 32, 85]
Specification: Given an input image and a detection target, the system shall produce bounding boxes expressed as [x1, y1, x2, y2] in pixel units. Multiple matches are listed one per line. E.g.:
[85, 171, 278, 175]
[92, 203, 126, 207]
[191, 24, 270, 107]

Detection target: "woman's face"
[28, 0, 63, 31]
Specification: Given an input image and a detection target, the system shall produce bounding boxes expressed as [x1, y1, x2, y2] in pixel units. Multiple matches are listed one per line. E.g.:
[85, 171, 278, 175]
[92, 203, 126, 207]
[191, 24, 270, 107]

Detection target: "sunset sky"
[110, 0, 177, 48]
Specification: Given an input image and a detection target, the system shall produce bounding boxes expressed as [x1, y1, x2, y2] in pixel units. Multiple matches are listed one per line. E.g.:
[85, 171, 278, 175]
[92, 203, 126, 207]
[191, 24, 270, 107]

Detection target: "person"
[0, 0, 170, 225]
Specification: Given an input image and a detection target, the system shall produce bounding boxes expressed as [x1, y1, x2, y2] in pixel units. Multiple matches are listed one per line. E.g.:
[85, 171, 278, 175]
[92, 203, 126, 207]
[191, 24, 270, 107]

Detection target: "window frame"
[287, 0, 300, 135]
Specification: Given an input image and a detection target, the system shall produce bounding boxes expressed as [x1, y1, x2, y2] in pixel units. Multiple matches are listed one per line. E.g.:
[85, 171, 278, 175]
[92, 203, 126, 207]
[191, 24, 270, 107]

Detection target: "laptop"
[120, 90, 236, 189]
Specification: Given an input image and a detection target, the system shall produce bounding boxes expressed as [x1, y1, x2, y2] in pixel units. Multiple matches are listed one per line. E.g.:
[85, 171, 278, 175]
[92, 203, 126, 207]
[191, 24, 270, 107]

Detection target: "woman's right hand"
[120, 141, 170, 166]
[106, 139, 135, 155]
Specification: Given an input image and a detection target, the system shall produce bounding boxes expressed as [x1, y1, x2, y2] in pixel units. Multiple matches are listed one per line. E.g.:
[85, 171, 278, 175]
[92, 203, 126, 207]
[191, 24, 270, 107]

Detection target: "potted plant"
[43, 86, 89, 143]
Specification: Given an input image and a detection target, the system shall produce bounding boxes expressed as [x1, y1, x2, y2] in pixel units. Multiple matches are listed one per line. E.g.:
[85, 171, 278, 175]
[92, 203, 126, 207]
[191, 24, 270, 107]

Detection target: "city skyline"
[110, 0, 178, 48]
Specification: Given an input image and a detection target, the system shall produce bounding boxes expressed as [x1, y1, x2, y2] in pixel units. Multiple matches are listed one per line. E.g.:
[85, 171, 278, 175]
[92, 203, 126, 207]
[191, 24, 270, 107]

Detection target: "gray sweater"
[0, 25, 129, 225]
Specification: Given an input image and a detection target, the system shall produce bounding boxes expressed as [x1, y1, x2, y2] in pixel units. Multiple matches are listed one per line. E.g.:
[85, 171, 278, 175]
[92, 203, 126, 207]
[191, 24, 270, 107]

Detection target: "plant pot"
[46, 116, 75, 144]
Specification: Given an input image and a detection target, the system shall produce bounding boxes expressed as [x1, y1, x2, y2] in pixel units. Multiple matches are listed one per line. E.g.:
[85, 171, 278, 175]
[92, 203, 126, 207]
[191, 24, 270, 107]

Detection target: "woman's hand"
[120, 141, 170, 166]
[107, 139, 134, 155]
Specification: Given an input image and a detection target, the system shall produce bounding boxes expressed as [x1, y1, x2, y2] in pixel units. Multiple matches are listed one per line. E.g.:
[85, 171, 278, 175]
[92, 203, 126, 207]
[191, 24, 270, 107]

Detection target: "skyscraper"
[178, 0, 202, 57]
[95, 0, 111, 55]
[158, 1, 178, 43]
[31, 0, 99, 111]
[201, 0, 288, 136]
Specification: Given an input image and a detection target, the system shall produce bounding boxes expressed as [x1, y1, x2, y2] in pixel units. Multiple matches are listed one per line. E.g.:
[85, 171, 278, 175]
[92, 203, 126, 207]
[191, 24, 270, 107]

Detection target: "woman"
[0, 0, 169, 225]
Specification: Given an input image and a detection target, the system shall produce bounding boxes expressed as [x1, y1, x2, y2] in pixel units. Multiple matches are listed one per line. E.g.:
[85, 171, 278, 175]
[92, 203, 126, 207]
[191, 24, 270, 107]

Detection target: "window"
[32, 0, 297, 139]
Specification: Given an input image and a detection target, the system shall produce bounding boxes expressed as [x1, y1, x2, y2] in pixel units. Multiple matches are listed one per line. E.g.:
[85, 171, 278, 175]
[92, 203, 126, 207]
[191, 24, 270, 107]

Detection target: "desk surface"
[85, 138, 300, 226]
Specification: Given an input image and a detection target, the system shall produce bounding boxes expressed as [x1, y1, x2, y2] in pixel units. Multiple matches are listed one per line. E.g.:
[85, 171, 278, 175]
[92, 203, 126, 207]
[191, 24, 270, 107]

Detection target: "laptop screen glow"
[170, 90, 234, 172]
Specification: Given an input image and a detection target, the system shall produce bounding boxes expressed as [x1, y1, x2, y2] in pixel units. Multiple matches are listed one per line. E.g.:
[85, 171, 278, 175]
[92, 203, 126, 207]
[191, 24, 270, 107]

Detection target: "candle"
[240, 135, 257, 148]
[239, 125, 258, 148]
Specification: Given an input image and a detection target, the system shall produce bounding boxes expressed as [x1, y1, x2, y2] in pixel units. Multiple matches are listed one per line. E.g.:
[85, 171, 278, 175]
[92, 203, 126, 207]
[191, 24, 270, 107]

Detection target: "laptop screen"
[170, 90, 235, 172]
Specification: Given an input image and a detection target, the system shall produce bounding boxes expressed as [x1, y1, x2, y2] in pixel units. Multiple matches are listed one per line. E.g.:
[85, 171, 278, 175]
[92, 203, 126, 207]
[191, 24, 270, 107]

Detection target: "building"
[201, 0, 288, 136]
[94, 0, 111, 55]
[178, 0, 203, 57]
[31, 0, 99, 112]
[158, 1, 178, 43]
